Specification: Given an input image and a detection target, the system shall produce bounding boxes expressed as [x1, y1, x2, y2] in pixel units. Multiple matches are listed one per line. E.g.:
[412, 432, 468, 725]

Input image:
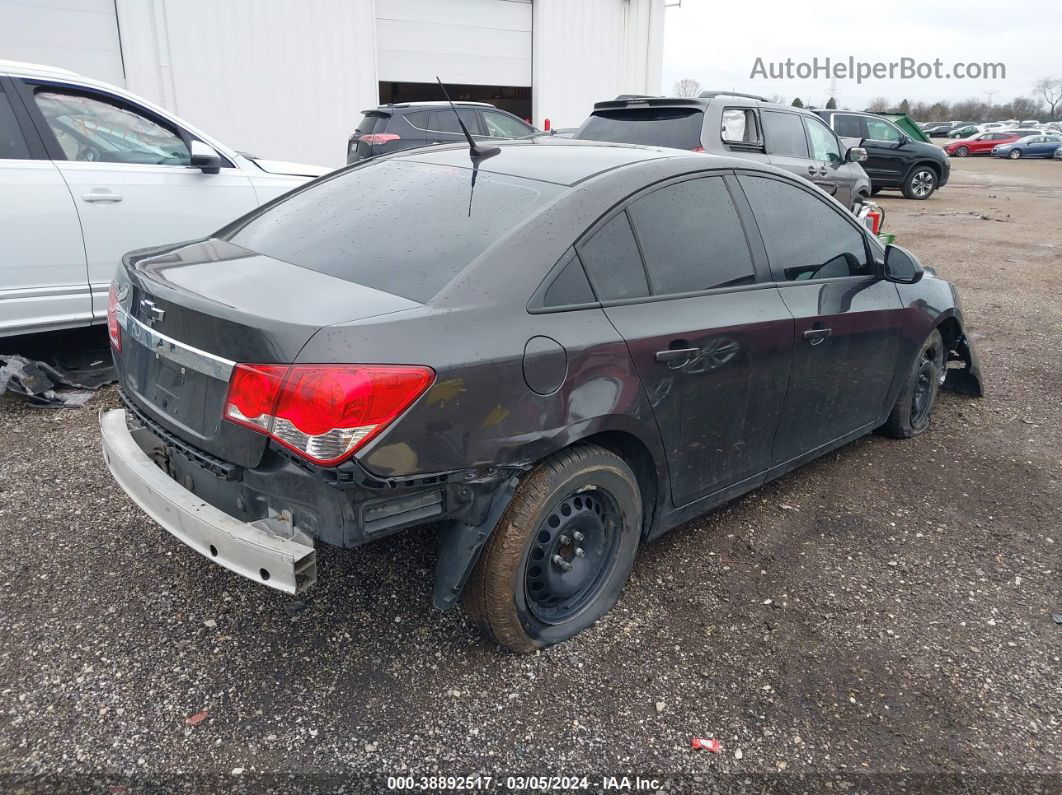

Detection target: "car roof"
[365, 101, 498, 113]
[0, 58, 80, 80]
[591, 92, 819, 116]
[389, 138, 744, 187]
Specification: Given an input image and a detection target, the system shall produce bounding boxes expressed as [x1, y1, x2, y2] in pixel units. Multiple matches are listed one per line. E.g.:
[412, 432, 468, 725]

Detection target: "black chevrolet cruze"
[101, 138, 982, 653]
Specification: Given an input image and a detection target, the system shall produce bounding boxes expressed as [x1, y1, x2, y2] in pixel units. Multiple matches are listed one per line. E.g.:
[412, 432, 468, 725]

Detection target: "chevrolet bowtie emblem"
[140, 299, 165, 324]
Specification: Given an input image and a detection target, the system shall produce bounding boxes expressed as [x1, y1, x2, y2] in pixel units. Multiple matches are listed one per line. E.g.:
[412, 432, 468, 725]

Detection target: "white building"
[1, 0, 665, 166]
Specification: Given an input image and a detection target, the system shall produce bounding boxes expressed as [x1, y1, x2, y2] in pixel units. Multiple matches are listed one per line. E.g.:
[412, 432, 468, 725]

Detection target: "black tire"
[902, 165, 938, 199]
[879, 330, 945, 439]
[954, 145, 969, 157]
[870, 187, 884, 196]
[464, 444, 642, 653]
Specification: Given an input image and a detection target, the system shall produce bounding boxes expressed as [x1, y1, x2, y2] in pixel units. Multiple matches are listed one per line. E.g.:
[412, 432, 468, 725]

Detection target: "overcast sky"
[661, 1, 1062, 110]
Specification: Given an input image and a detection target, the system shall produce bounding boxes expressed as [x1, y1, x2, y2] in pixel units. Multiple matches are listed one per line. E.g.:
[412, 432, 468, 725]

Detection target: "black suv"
[573, 92, 872, 212]
[814, 109, 950, 200]
[348, 102, 536, 163]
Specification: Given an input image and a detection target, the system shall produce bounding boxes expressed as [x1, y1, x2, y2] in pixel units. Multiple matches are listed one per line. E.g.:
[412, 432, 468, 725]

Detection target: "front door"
[736, 173, 904, 464]
[22, 82, 259, 320]
[804, 114, 852, 207]
[576, 174, 793, 507]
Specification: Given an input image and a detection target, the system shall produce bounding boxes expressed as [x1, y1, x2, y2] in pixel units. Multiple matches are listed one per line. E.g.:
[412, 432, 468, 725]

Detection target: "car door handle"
[807, 166, 817, 175]
[655, 347, 699, 363]
[803, 327, 832, 345]
[81, 190, 123, 203]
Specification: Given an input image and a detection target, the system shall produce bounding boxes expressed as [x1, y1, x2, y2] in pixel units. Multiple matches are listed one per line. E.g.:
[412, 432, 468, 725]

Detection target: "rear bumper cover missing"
[100, 408, 316, 594]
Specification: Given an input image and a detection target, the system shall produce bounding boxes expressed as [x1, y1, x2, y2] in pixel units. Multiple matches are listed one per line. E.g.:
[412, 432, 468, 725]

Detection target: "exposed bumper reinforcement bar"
[99, 408, 316, 594]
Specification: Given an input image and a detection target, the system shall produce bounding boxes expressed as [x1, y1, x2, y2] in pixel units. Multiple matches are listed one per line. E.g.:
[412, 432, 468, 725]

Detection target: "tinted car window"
[403, 111, 430, 130]
[541, 251, 596, 308]
[576, 108, 703, 149]
[577, 212, 649, 301]
[34, 90, 190, 165]
[739, 175, 870, 281]
[431, 109, 480, 134]
[805, 117, 842, 162]
[762, 110, 809, 158]
[0, 90, 30, 160]
[832, 114, 865, 138]
[628, 177, 755, 295]
[225, 159, 562, 303]
[355, 112, 386, 136]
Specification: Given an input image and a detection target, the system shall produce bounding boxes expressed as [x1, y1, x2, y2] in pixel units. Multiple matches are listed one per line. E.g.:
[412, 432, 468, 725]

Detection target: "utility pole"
[984, 90, 999, 119]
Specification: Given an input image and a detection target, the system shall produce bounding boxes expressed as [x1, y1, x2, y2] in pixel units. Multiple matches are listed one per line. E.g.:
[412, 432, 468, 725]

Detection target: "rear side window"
[628, 177, 755, 295]
[402, 111, 430, 130]
[540, 251, 596, 308]
[430, 109, 481, 134]
[576, 213, 649, 301]
[762, 111, 809, 158]
[739, 175, 870, 282]
[224, 159, 562, 303]
[576, 108, 703, 150]
[720, 108, 762, 147]
[832, 114, 865, 138]
[0, 90, 30, 160]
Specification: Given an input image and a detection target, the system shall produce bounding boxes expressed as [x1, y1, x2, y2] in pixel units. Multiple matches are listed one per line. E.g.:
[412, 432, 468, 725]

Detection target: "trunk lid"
[116, 238, 419, 467]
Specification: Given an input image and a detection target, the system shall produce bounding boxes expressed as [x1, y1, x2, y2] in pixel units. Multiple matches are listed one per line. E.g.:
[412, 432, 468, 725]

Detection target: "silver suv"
[574, 91, 871, 212]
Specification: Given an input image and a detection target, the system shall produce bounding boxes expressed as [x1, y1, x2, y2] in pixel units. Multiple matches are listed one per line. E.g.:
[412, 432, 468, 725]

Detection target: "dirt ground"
[0, 155, 1059, 791]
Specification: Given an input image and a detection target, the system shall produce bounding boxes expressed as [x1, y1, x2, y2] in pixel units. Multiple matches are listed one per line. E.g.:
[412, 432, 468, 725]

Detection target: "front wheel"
[902, 167, 938, 199]
[464, 444, 642, 653]
[879, 330, 945, 439]
[1009, 149, 1022, 159]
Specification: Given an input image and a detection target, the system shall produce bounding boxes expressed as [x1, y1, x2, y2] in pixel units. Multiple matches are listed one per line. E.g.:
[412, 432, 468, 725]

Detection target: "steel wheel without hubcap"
[1009, 149, 1022, 159]
[911, 347, 940, 427]
[911, 170, 935, 197]
[525, 489, 621, 624]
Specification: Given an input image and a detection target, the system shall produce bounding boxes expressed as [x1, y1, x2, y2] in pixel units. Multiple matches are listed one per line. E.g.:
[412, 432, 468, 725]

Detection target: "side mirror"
[190, 140, 222, 174]
[897, 133, 910, 146]
[847, 146, 868, 162]
[883, 244, 924, 284]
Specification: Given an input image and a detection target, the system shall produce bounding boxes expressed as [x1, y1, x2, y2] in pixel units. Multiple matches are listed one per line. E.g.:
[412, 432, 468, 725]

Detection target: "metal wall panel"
[116, 0, 379, 167]
[532, 0, 664, 129]
[0, 0, 125, 86]
[376, 0, 532, 86]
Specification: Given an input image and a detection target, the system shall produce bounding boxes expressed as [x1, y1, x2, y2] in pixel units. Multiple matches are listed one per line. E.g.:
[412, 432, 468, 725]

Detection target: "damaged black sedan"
[100, 139, 982, 653]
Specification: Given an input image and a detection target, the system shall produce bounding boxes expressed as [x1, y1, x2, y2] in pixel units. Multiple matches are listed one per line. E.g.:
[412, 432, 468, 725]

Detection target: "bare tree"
[1033, 76, 1062, 118]
[673, 78, 701, 97]
[867, 96, 891, 112]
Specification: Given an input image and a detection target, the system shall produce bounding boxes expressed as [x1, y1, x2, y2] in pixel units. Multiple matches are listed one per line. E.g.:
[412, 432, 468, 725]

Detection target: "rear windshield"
[575, 108, 704, 149]
[355, 112, 388, 135]
[222, 159, 562, 302]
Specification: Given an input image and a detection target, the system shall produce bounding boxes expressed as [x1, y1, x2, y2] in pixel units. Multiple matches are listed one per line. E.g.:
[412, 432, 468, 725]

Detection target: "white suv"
[0, 60, 330, 337]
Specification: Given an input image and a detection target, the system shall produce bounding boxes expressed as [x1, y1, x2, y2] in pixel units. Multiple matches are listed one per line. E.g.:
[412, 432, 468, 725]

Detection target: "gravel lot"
[1, 155, 1059, 790]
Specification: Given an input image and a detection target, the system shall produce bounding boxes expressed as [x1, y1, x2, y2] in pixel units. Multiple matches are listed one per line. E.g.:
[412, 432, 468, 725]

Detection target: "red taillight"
[107, 283, 121, 352]
[223, 364, 434, 465]
[359, 133, 401, 145]
[691, 145, 705, 153]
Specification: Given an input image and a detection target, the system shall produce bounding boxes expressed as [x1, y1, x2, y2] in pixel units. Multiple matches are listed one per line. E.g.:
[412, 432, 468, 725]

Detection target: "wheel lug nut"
[574, 547, 585, 558]
[559, 535, 571, 546]
[573, 531, 584, 542]
[552, 554, 572, 572]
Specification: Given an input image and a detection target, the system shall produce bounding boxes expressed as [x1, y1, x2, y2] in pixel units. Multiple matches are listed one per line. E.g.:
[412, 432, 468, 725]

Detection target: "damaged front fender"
[943, 331, 984, 397]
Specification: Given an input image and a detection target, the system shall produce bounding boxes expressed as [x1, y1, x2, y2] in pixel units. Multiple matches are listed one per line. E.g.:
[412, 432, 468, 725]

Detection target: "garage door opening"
[378, 81, 532, 124]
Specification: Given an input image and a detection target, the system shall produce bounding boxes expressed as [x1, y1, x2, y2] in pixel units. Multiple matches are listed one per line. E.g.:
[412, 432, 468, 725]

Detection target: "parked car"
[347, 102, 536, 163]
[571, 92, 872, 212]
[0, 59, 329, 338]
[1055, 146, 1062, 160]
[922, 123, 955, 136]
[948, 125, 980, 138]
[100, 138, 983, 652]
[943, 132, 1020, 157]
[992, 134, 1062, 159]
[814, 109, 950, 199]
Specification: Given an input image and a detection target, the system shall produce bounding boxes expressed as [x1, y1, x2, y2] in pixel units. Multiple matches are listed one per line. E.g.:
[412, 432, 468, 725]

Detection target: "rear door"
[736, 172, 904, 464]
[0, 77, 89, 335]
[578, 173, 793, 507]
[21, 80, 259, 321]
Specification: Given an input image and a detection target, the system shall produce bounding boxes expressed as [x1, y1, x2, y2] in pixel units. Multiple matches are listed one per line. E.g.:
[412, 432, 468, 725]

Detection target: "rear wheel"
[1009, 149, 1022, 159]
[954, 146, 969, 157]
[880, 330, 945, 439]
[464, 444, 642, 653]
[902, 166, 938, 199]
